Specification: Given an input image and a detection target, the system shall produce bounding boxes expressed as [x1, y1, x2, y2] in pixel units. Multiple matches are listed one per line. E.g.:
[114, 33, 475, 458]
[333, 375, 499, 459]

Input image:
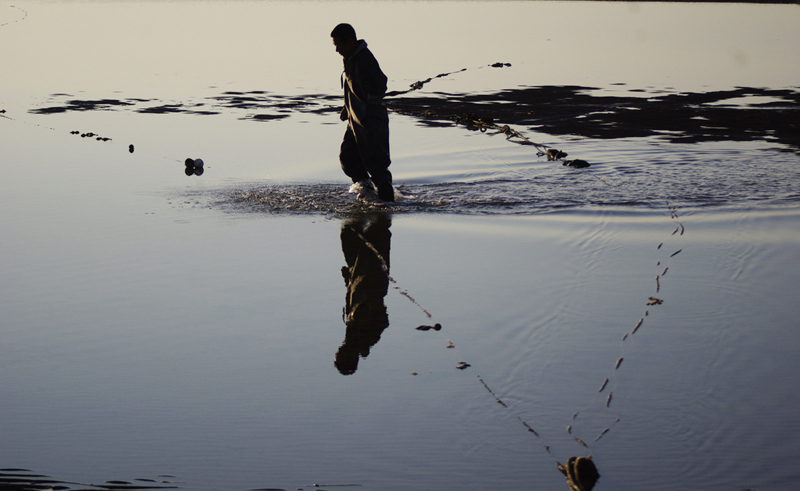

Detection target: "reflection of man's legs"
[336, 214, 392, 375]
[341, 215, 391, 319]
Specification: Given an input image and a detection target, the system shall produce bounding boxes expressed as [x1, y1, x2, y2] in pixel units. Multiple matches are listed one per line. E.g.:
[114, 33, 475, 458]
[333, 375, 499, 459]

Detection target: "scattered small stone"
[456, 361, 471, 370]
[446, 340, 455, 349]
[646, 297, 664, 305]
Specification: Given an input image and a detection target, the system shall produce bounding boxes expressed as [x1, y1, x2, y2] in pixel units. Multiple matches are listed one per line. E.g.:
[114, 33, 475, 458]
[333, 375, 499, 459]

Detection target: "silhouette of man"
[331, 23, 394, 202]
[335, 214, 392, 375]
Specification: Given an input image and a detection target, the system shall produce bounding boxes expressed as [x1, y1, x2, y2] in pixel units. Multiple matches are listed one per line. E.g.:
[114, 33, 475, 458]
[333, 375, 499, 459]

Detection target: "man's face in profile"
[332, 36, 356, 58]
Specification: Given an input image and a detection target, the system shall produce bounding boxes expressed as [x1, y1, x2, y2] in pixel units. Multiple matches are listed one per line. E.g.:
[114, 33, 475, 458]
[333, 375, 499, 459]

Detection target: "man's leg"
[340, 126, 370, 183]
[359, 110, 392, 188]
[351, 114, 393, 201]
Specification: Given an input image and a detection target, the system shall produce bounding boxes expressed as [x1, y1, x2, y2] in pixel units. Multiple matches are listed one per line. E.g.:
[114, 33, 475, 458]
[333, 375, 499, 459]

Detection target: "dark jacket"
[341, 40, 388, 128]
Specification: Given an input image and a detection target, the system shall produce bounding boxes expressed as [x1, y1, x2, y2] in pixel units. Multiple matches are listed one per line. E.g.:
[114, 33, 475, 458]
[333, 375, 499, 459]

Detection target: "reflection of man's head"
[336, 213, 392, 375]
[335, 344, 360, 376]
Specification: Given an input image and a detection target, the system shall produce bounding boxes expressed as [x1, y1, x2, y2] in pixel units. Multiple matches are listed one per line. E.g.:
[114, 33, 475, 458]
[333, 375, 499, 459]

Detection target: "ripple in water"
[209, 140, 799, 218]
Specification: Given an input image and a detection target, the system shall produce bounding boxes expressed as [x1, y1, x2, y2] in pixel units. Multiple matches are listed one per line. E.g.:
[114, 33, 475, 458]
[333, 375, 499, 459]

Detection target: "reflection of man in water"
[331, 23, 394, 202]
[335, 214, 392, 375]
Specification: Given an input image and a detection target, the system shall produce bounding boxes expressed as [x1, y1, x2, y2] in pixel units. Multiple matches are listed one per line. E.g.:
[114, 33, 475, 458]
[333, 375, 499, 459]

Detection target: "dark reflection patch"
[0, 468, 180, 491]
[27, 86, 800, 150]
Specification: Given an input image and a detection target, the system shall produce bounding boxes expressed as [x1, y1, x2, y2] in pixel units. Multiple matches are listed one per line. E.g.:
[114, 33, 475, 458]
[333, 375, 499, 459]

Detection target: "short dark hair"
[331, 23, 356, 41]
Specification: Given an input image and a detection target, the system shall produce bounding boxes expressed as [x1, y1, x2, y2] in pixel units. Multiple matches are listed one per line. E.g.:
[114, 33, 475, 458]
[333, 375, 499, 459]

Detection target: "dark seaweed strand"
[385, 69, 618, 189]
[568, 200, 685, 449]
[378, 197, 689, 470]
[0, 4, 28, 29]
[351, 227, 433, 319]
[347, 218, 568, 464]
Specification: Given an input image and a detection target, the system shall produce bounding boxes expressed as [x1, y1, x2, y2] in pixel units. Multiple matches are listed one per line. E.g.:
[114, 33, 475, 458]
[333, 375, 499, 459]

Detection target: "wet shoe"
[349, 179, 376, 199]
[377, 182, 395, 202]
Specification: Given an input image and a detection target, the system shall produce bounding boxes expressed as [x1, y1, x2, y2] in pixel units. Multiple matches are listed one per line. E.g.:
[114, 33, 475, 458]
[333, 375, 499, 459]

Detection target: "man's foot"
[377, 182, 395, 202]
[349, 179, 376, 199]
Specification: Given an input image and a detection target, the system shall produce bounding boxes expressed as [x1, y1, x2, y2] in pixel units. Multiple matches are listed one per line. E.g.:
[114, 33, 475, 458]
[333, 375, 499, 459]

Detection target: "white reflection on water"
[2, 1, 800, 491]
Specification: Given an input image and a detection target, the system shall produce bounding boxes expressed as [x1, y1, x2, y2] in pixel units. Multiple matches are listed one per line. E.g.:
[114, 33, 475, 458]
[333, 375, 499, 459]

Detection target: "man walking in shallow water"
[331, 23, 394, 202]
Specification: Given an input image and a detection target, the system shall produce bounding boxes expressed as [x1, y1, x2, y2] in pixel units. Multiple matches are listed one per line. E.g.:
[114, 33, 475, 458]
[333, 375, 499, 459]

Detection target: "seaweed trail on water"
[359, 195, 686, 483]
[385, 63, 589, 167]
[0, 4, 27, 29]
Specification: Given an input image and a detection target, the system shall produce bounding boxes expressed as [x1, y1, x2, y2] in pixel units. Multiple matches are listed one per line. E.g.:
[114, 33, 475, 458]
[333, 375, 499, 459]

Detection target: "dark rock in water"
[193, 166, 204, 176]
[185, 158, 195, 167]
[185, 166, 195, 176]
[558, 456, 600, 491]
[129, 144, 134, 153]
[562, 159, 590, 168]
[415, 323, 442, 331]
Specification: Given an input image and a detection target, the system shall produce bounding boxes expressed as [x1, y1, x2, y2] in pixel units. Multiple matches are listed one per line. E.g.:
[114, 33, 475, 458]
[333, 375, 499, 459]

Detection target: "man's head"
[331, 23, 358, 58]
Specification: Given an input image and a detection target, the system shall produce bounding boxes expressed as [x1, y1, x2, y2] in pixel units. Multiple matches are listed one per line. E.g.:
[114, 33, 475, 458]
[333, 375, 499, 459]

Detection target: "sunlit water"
[2, 1, 800, 491]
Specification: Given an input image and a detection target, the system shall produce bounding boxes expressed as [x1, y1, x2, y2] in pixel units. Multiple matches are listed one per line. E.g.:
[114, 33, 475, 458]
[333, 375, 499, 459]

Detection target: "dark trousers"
[339, 112, 391, 186]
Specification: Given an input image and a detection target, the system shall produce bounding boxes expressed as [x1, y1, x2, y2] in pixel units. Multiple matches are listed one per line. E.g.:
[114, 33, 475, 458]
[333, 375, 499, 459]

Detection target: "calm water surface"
[2, 1, 800, 491]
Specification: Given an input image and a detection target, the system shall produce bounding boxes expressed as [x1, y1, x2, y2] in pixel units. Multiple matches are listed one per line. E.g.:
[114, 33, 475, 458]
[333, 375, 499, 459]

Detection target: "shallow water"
[2, 1, 800, 491]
